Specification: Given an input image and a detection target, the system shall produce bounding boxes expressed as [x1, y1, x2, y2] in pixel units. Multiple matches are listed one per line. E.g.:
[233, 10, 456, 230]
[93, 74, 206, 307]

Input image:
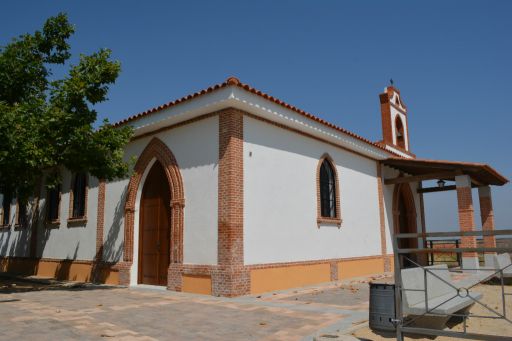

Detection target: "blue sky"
[1, 1, 511, 231]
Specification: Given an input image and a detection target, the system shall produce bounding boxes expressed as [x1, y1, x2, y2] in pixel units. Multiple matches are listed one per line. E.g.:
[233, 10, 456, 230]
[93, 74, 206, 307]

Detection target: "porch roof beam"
[417, 185, 456, 193]
[384, 171, 460, 185]
[471, 177, 485, 187]
[418, 183, 480, 193]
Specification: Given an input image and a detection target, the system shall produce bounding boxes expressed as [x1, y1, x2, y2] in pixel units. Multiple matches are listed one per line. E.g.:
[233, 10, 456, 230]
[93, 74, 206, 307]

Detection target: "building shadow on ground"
[0, 274, 119, 295]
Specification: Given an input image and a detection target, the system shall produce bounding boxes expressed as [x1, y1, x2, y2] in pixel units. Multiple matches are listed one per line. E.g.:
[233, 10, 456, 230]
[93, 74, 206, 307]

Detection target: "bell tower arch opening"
[379, 85, 411, 153]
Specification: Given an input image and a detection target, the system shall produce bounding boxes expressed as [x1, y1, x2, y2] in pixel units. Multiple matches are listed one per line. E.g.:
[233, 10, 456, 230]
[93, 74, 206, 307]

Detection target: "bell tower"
[379, 86, 411, 154]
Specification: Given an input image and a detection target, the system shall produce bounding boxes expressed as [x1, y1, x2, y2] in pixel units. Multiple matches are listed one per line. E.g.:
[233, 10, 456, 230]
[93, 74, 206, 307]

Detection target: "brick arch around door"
[118, 137, 185, 287]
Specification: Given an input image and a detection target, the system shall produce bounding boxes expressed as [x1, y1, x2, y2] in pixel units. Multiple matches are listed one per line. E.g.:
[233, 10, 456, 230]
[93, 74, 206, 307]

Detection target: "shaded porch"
[382, 157, 509, 269]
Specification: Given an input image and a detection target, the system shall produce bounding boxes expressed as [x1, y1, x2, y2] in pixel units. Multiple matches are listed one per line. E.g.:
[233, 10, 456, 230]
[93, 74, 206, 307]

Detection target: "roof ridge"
[114, 76, 403, 157]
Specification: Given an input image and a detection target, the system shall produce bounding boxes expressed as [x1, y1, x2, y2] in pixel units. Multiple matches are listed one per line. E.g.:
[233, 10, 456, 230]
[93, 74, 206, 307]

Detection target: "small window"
[320, 160, 337, 218]
[317, 155, 341, 226]
[2, 192, 12, 226]
[71, 173, 87, 219]
[16, 199, 28, 227]
[46, 185, 61, 222]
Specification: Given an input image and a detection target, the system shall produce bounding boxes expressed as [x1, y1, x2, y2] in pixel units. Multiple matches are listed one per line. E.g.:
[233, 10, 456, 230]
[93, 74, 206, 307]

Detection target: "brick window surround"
[316, 154, 341, 226]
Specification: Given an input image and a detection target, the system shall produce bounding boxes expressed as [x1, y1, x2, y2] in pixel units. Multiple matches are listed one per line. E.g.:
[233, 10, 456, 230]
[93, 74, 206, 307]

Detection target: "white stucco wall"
[103, 177, 127, 262]
[37, 171, 99, 260]
[0, 194, 32, 257]
[0, 172, 100, 260]
[0, 114, 219, 268]
[243, 116, 384, 265]
[102, 115, 219, 270]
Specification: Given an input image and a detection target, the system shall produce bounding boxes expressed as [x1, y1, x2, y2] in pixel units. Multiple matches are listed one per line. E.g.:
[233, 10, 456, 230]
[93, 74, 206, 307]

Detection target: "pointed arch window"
[317, 155, 341, 226]
[320, 161, 336, 217]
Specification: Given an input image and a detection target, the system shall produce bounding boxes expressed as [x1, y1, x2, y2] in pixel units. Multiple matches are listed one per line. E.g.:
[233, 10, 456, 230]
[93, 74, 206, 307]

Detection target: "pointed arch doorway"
[138, 161, 171, 285]
[121, 137, 184, 288]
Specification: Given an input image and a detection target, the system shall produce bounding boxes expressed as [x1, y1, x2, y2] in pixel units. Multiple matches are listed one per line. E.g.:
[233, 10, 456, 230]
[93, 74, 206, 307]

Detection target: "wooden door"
[138, 162, 171, 285]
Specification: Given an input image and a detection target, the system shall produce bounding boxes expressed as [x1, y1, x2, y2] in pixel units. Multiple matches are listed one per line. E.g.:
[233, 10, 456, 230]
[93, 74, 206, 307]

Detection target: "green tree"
[0, 13, 133, 201]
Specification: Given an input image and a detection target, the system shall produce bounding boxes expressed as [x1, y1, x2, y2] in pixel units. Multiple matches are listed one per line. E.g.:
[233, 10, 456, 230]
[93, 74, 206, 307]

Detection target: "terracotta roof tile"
[114, 77, 402, 157]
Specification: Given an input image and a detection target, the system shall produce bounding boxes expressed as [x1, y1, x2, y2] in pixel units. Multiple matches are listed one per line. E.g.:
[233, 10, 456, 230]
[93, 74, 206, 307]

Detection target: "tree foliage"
[0, 13, 133, 200]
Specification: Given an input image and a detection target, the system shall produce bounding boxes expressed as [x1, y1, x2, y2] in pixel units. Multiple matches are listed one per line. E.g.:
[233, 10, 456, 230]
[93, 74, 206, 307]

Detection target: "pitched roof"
[382, 158, 508, 186]
[114, 76, 401, 157]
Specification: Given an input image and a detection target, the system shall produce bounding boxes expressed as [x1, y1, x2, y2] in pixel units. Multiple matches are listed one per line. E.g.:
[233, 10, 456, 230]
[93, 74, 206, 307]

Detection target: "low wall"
[248, 255, 392, 294]
[1, 254, 394, 296]
[337, 257, 385, 280]
[182, 274, 212, 295]
[0, 257, 119, 285]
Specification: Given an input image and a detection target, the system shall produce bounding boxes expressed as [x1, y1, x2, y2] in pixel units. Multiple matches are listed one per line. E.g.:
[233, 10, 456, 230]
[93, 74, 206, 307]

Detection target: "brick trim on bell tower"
[379, 86, 414, 156]
[380, 92, 393, 146]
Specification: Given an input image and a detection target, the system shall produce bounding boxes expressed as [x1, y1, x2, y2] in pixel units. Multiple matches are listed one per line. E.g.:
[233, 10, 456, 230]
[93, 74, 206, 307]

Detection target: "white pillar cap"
[478, 185, 491, 198]
[455, 174, 472, 188]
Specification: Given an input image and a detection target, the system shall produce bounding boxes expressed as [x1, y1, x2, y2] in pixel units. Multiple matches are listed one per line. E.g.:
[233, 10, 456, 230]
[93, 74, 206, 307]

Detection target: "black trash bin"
[369, 281, 396, 331]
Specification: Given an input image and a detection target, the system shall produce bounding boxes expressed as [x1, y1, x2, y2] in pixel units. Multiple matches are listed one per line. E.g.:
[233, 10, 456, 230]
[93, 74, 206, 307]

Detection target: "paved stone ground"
[0, 274, 391, 341]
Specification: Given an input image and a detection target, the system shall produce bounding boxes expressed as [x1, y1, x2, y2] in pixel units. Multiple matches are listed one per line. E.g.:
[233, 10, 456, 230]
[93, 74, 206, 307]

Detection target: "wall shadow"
[91, 184, 126, 283]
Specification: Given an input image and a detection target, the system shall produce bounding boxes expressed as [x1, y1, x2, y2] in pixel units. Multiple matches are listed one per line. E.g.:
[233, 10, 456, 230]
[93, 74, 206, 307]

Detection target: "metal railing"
[427, 239, 461, 267]
[393, 229, 512, 341]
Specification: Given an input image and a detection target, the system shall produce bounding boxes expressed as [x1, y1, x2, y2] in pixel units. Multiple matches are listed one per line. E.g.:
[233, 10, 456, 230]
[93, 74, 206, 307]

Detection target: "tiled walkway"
[0, 274, 390, 341]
